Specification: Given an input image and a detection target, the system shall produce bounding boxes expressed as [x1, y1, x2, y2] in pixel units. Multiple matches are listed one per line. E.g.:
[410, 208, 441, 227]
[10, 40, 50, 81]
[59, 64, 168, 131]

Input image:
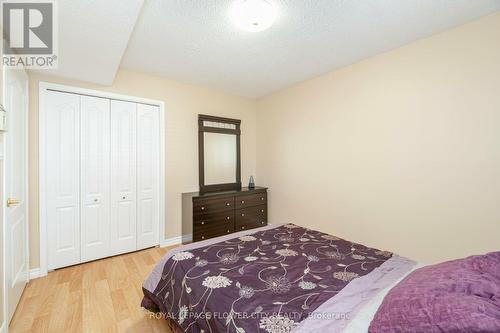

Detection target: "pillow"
[369, 251, 500, 333]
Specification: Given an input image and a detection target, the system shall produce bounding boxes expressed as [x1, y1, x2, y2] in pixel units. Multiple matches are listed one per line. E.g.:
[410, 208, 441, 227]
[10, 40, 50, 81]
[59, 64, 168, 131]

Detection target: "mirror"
[204, 132, 237, 185]
[198, 115, 241, 193]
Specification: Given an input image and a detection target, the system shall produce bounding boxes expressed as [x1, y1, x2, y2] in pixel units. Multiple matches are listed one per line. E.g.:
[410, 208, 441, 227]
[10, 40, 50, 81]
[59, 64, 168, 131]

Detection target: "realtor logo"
[2, 0, 58, 68]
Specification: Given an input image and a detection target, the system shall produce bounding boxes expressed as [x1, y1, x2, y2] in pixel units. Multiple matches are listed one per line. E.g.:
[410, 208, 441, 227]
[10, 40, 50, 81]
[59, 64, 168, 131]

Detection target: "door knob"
[6, 198, 20, 207]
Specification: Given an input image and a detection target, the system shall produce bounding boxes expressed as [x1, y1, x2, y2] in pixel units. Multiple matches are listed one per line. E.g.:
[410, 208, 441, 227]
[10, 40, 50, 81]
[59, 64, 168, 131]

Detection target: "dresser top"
[182, 186, 267, 199]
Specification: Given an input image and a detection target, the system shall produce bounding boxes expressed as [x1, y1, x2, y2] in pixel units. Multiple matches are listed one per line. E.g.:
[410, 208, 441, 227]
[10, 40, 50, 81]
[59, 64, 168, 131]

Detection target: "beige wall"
[256, 12, 500, 264]
[28, 69, 257, 268]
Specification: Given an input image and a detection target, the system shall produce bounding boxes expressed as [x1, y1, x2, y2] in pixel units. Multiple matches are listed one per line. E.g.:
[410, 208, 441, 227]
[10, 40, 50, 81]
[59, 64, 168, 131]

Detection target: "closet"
[44, 88, 162, 270]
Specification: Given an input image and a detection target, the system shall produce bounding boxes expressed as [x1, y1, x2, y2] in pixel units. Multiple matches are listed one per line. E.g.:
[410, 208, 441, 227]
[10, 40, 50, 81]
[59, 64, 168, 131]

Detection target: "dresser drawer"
[194, 211, 234, 226]
[235, 204, 267, 231]
[193, 209, 234, 225]
[235, 192, 267, 209]
[193, 196, 234, 215]
[193, 219, 235, 242]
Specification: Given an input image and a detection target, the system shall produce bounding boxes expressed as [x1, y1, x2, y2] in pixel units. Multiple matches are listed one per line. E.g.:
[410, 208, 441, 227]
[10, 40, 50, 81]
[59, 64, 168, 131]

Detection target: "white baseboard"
[0, 321, 6, 333]
[182, 233, 193, 243]
[29, 268, 41, 280]
[160, 234, 192, 247]
[160, 236, 183, 247]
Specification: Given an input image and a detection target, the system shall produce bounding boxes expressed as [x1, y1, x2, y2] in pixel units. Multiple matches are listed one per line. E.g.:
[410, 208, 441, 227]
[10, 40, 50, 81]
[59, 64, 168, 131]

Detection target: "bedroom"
[0, 0, 499, 332]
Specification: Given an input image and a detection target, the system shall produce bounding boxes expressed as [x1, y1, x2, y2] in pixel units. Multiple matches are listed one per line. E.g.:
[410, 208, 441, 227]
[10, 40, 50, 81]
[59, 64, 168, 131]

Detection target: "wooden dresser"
[182, 187, 268, 243]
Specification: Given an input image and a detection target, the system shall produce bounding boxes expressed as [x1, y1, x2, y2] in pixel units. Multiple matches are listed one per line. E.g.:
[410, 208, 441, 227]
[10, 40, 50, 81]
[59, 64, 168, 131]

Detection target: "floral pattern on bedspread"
[142, 224, 392, 333]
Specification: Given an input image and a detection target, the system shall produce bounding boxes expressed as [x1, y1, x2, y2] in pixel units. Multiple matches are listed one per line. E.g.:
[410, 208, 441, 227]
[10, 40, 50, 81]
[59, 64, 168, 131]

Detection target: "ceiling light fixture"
[230, 0, 277, 32]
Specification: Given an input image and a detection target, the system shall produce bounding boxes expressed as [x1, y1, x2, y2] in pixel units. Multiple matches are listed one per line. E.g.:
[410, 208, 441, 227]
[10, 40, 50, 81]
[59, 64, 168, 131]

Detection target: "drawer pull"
[227, 229, 230, 233]
[241, 200, 245, 204]
[241, 213, 245, 217]
[261, 197, 264, 201]
[261, 209, 264, 213]
[261, 221, 265, 225]
[201, 221, 205, 225]
[201, 235, 205, 240]
[226, 202, 231, 206]
[226, 216, 230, 220]
[241, 226, 245, 230]
[122, 196, 126, 200]
[201, 206, 205, 211]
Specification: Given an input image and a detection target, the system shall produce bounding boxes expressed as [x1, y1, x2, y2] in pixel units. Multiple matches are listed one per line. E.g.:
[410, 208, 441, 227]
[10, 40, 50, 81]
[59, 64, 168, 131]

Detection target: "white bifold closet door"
[46, 91, 81, 269]
[137, 104, 160, 250]
[80, 96, 111, 262]
[45, 90, 161, 270]
[110, 100, 137, 255]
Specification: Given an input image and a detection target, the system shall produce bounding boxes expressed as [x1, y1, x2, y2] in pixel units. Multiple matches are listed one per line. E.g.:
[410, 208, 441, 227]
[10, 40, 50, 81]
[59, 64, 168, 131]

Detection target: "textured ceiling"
[32, 0, 144, 85]
[120, 0, 500, 97]
[39, 0, 500, 96]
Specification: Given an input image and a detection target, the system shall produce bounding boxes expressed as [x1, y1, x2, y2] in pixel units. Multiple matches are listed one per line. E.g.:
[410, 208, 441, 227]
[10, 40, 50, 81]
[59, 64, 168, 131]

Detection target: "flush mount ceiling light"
[230, 0, 277, 32]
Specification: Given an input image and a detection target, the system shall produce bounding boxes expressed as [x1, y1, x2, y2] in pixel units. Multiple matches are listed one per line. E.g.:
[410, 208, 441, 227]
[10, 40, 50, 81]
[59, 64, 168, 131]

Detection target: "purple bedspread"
[369, 251, 500, 333]
[142, 224, 395, 333]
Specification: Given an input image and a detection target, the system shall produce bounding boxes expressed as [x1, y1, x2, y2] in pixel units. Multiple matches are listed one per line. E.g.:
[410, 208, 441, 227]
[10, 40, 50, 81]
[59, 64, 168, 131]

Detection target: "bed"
[142, 223, 500, 332]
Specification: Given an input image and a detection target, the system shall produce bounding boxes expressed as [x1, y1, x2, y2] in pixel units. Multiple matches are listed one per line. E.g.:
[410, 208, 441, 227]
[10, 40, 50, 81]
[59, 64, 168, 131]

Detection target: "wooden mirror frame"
[198, 114, 241, 193]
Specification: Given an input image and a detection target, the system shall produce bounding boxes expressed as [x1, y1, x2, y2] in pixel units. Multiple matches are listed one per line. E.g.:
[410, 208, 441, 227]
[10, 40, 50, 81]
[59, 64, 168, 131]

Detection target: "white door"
[136, 104, 160, 249]
[46, 91, 81, 269]
[4, 68, 29, 323]
[80, 96, 111, 262]
[110, 100, 137, 255]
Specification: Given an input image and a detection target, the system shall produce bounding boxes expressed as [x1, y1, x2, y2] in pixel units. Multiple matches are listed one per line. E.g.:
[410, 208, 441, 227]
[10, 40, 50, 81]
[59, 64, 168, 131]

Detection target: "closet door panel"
[110, 100, 137, 255]
[137, 104, 160, 249]
[81, 96, 111, 262]
[46, 91, 81, 269]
